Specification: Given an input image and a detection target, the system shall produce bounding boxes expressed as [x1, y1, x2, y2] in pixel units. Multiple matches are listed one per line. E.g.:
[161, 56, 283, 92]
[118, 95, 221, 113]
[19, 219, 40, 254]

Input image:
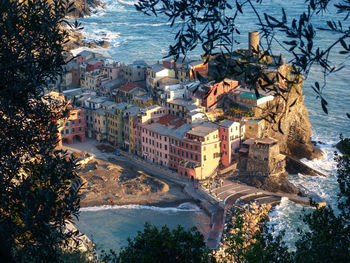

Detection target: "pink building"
[140, 115, 184, 166]
[202, 79, 239, 108]
[58, 108, 86, 146]
[169, 132, 201, 178]
[86, 59, 105, 72]
[218, 120, 242, 167]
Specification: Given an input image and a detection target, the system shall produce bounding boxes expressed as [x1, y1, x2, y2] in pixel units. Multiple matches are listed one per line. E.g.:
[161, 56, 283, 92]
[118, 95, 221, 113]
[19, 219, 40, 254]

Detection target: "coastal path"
[205, 178, 322, 208]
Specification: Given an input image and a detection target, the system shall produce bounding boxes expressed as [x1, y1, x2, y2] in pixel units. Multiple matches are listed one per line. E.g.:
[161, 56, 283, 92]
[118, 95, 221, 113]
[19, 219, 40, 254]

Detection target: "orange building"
[202, 79, 239, 108]
[57, 107, 86, 146]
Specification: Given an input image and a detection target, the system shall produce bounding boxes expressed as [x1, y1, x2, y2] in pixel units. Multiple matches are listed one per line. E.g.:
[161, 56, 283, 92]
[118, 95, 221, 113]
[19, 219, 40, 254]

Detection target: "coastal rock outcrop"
[67, 0, 105, 18]
[257, 84, 323, 160]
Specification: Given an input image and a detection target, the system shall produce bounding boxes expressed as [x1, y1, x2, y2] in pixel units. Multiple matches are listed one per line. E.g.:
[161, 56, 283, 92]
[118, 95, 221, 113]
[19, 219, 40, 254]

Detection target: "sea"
[73, 0, 350, 253]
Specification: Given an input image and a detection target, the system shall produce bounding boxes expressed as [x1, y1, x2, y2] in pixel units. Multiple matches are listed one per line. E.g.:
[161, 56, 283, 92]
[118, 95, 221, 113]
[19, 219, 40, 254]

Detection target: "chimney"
[249, 31, 260, 54]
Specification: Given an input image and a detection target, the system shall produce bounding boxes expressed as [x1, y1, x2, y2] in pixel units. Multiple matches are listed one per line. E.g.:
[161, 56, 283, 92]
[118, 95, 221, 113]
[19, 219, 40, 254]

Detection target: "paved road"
[59, 141, 318, 251]
[203, 179, 314, 208]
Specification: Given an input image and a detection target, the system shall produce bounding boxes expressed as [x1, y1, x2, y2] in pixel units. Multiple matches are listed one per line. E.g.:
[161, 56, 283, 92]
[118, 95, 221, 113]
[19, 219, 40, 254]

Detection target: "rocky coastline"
[64, 0, 111, 51]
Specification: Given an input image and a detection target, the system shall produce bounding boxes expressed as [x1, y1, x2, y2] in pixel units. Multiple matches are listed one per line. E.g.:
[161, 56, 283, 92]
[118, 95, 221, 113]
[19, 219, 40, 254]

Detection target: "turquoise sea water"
[75, 0, 350, 251]
[75, 204, 210, 253]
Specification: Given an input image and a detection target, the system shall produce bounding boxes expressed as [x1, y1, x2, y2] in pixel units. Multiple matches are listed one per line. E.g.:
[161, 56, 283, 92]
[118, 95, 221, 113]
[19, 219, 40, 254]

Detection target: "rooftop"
[187, 122, 219, 137]
[150, 63, 165, 73]
[238, 92, 265, 100]
[120, 82, 145, 92]
[254, 137, 278, 145]
[156, 114, 185, 128]
[219, 119, 238, 128]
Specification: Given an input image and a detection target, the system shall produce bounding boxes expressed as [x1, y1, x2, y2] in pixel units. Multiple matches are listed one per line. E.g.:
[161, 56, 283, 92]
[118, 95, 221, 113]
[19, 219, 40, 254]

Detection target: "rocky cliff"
[255, 76, 323, 160]
[67, 0, 105, 18]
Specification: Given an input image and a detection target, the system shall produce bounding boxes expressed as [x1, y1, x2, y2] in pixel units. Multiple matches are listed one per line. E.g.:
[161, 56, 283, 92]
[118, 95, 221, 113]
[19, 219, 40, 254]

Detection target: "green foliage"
[294, 135, 350, 262]
[101, 222, 215, 263]
[0, 0, 83, 262]
[223, 205, 292, 263]
[294, 206, 350, 263]
[135, 0, 350, 117]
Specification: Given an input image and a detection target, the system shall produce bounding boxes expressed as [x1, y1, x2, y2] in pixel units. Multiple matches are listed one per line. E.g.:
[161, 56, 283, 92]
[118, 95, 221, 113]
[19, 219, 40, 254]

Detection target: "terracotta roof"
[120, 82, 145, 92]
[156, 114, 185, 128]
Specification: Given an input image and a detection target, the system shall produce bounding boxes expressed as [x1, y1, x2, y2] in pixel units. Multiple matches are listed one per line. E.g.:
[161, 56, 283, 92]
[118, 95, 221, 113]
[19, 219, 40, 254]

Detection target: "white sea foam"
[80, 202, 201, 213]
[118, 0, 139, 6]
[268, 197, 312, 250]
[269, 137, 341, 249]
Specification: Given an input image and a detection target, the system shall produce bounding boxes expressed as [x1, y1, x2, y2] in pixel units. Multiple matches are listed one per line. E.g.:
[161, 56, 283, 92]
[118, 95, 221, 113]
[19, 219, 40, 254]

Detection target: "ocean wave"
[118, 0, 138, 6]
[268, 197, 311, 250]
[70, 47, 111, 58]
[80, 202, 201, 213]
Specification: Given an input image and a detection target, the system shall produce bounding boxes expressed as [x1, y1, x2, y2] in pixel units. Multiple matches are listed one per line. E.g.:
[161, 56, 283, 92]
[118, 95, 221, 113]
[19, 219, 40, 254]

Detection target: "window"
[195, 155, 198, 161]
[66, 122, 69, 127]
[72, 128, 75, 133]
[78, 112, 81, 116]
[72, 120, 75, 125]
[186, 152, 188, 158]
[66, 129, 69, 134]
[165, 154, 167, 158]
[203, 146, 206, 151]
[79, 119, 81, 124]
[203, 155, 206, 161]
[61, 131, 64, 135]
[214, 144, 217, 149]
[186, 143, 188, 148]
[165, 145, 167, 150]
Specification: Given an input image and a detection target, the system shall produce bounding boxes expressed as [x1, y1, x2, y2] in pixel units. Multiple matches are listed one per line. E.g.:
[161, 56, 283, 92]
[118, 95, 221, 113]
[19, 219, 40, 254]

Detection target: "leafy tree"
[293, 139, 350, 262]
[220, 203, 292, 263]
[135, 0, 350, 117]
[133, 3, 350, 262]
[0, 0, 83, 262]
[101, 222, 215, 263]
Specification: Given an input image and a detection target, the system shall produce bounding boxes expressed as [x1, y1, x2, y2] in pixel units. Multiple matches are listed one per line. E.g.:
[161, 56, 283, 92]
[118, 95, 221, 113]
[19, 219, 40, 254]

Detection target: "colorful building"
[236, 92, 274, 107]
[58, 108, 86, 146]
[202, 79, 239, 108]
[140, 115, 185, 166]
[170, 122, 221, 180]
[218, 120, 244, 167]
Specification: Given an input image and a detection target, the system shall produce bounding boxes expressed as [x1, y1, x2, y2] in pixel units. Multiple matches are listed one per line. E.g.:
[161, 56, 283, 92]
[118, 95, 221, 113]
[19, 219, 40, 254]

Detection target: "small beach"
[79, 158, 194, 208]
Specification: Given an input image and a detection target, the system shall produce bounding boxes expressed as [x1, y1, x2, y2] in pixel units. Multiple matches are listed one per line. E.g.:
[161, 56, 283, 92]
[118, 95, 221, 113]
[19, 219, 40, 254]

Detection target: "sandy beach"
[78, 158, 193, 208]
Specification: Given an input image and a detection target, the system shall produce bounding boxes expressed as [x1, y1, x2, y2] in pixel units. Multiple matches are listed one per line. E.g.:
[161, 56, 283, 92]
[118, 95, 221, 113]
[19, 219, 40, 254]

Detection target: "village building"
[140, 115, 184, 166]
[245, 137, 286, 175]
[202, 79, 239, 108]
[57, 107, 86, 146]
[170, 122, 221, 180]
[146, 63, 176, 89]
[119, 60, 148, 83]
[122, 105, 142, 152]
[106, 102, 130, 146]
[244, 119, 265, 139]
[218, 120, 244, 167]
[115, 82, 147, 103]
[235, 92, 274, 107]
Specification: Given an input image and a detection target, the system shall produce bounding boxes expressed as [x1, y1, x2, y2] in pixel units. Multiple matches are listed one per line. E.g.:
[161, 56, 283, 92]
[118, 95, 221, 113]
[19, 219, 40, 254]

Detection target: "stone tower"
[249, 31, 260, 54]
